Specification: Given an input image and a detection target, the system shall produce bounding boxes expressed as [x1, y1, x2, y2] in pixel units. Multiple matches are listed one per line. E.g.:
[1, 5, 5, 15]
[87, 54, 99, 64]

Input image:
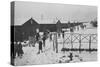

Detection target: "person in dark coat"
[42, 35, 46, 48]
[14, 42, 18, 58]
[38, 40, 43, 54]
[62, 31, 65, 39]
[18, 42, 24, 57]
[36, 32, 40, 42]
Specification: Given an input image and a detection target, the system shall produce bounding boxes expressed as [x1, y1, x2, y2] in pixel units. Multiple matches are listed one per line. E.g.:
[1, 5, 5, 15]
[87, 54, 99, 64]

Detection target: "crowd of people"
[11, 41, 24, 59]
[36, 31, 49, 54]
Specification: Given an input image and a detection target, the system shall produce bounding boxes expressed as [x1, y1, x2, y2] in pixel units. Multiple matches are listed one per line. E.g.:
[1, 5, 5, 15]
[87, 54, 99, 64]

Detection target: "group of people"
[11, 41, 24, 59]
[36, 32, 47, 54]
[69, 24, 87, 32]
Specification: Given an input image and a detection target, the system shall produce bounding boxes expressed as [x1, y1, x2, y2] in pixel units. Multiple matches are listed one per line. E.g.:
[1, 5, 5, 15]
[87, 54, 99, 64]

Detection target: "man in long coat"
[38, 40, 43, 54]
[18, 42, 24, 57]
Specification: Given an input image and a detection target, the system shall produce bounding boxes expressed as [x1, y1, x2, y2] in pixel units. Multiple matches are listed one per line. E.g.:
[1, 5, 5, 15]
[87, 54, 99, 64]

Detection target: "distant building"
[12, 18, 82, 41]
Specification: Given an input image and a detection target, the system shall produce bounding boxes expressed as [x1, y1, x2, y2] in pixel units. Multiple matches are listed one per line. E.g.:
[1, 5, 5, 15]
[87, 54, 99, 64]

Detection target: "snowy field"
[14, 23, 97, 66]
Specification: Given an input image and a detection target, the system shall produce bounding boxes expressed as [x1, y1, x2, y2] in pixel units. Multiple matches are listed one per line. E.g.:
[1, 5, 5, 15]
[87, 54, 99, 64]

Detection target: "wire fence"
[53, 33, 97, 53]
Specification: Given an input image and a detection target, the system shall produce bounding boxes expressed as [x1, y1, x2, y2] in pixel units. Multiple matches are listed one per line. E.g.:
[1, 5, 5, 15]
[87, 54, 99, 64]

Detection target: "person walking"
[42, 35, 46, 48]
[38, 40, 43, 54]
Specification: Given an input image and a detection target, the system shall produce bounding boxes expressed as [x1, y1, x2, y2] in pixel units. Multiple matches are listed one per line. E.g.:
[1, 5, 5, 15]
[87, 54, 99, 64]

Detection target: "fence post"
[53, 38, 55, 51]
[89, 35, 91, 53]
[52, 33, 55, 52]
[56, 33, 58, 53]
[79, 34, 81, 53]
[63, 33, 65, 48]
[71, 33, 73, 49]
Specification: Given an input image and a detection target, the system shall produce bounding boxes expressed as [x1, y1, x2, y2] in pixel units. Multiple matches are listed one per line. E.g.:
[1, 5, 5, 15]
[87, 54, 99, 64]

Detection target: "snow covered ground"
[15, 40, 97, 66]
[14, 22, 97, 66]
[15, 43, 97, 66]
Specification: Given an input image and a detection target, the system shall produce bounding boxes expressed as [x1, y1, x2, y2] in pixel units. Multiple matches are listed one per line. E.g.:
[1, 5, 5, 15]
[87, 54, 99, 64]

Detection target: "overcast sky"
[14, 1, 97, 25]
